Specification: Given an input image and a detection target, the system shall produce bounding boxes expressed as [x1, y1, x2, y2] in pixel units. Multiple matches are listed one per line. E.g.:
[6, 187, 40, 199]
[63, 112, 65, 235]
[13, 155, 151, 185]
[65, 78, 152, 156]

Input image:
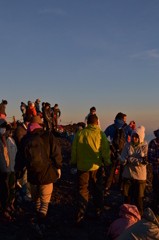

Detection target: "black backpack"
[23, 133, 49, 171]
[111, 123, 127, 154]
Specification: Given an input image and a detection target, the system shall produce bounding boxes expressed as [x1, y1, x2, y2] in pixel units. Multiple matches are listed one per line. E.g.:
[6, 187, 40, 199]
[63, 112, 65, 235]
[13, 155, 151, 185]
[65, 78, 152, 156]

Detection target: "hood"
[114, 118, 126, 128]
[132, 125, 145, 143]
[119, 204, 141, 222]
[154, 129, 159, 139]
[27, 123, 42, 132]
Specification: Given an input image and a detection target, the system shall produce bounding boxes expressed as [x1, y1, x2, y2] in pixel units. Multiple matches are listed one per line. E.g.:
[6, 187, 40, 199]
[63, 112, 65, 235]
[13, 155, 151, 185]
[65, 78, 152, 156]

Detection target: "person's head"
[54, 104, 58, 109]
[5, 123, 12, 138]
[90, 106, 96, 115]
[154, 129, 159, 139]
[129, 120, 136, 130]
[131, 125, 145, 144]
[123, 114, 127, 123]
[24, 115, 31, 127]
[31, 102, 35, 107]
[87, 114, 98, 125]
[28, 101, 31, 106]
[131, 132, 139, 145]
[36, 98, 40, 104]
[45, 102, 50, 109]
[129, 120, 135, 126]
[0, 118, 7, 136]
[42, 102, 45, 107]
[2, 100, 8, 105]
[115, 112, 126, 121]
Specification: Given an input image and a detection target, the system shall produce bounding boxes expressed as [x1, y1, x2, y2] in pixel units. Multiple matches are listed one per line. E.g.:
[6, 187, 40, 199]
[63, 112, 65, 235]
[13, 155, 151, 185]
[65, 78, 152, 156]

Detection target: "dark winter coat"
[43, 108, 52, 130]
[14, 123, 27, 149]
[15, 128, 62, 185]
[104, 118, 133, 143]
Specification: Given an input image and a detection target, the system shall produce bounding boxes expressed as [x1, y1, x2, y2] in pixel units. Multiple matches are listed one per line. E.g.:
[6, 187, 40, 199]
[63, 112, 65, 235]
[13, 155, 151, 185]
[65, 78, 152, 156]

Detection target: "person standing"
[84, 106, 100, 128]
[128, 121, 136, 142]
[20, 102, 27, 121]
[27, 102, 37, 117]
[43, 102, 52, 131]
[52, 104, 61, 129]
[148, 128, 159, 210]
[35, 98, 41, 116]
[14, 115, 31, 201]
[5, 124, 17, 211]
[15, 116, 62, 233]
[0, 100, 8, 119]
[118, 126, 148, 216]
[70, 114, 111, 226]
[104, 112, 133, 190]
[0, 118, 11, 223]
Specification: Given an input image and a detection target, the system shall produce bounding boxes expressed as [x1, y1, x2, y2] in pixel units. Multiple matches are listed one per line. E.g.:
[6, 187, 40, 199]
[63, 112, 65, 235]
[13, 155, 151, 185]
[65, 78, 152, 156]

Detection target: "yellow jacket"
[70, 124, 111, 171]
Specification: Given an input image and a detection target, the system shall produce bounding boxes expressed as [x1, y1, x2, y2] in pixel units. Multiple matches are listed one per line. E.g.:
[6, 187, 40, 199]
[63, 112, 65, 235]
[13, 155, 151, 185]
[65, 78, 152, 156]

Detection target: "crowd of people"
[20, 99, 61, 130]
[0, 99, 159, 238]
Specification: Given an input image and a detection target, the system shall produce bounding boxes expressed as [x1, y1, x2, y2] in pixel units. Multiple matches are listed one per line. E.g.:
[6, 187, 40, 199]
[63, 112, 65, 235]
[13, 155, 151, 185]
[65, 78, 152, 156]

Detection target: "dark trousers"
[77, 167, 103, 219]
[53, 116, 58, 128]
[152, 174, 159, 203]
[106, 159, 123, 189]
[124, 196, 143, 217]
[0, 172, 9, 211]
[123, 178, 146, 216]
[7, 172, 16, 205]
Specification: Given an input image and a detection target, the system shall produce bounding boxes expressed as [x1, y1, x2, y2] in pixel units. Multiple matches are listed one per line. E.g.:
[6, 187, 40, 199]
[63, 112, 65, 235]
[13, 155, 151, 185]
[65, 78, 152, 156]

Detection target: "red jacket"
[27, 106, 37, 117]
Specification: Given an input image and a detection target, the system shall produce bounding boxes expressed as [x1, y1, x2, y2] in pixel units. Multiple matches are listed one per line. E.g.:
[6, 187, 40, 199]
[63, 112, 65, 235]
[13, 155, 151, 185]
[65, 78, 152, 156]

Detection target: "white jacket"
[119, 126, 148, 181]
[6, 136, 17, 172]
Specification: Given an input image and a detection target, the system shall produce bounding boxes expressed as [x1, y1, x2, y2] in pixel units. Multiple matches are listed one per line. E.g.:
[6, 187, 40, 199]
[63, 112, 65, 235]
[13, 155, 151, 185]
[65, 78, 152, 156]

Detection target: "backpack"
[23, 132, 50, 172]
[112, 123, 127, 154]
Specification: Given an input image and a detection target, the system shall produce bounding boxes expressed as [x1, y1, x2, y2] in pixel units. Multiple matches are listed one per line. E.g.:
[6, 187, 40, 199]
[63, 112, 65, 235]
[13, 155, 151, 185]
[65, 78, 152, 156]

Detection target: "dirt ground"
[0, 124, 155, 240]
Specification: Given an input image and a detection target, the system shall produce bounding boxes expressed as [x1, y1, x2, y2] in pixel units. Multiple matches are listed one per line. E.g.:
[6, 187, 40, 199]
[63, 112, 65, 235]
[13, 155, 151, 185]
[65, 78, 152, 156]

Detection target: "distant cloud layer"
[38, 8, 67, 16]
[131, 49, 159, 59]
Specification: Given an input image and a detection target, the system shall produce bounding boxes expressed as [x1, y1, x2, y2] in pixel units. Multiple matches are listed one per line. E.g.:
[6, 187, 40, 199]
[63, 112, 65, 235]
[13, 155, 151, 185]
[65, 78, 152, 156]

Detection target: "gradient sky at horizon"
[1, 0, 159, 136]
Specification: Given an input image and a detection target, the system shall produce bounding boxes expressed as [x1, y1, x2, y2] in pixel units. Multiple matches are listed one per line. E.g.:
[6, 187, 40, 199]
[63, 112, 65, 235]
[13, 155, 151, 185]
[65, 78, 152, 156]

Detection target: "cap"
[30, 116, 43, 124]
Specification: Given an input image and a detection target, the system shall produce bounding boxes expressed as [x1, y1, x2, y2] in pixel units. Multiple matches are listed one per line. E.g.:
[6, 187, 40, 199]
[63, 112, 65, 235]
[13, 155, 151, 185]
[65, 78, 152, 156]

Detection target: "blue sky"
[1, 0, 159, 138]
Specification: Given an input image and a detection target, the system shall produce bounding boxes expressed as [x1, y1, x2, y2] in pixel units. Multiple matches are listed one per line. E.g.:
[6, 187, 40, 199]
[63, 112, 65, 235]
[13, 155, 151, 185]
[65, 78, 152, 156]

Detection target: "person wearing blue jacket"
[104, 112, 133, 190]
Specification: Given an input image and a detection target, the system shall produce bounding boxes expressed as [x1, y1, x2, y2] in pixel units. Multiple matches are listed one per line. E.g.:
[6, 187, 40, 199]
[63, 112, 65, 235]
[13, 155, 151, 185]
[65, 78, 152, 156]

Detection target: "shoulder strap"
[114, 123, 127, 130]
[113, 123, 118, 129]
[122, 123, 127, 129]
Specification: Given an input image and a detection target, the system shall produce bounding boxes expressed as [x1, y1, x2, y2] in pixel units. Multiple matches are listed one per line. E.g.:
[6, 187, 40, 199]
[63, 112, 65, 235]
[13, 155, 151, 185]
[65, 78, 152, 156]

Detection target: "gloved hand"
[57, 169, 61, 179]
[142, 156, 148, 165]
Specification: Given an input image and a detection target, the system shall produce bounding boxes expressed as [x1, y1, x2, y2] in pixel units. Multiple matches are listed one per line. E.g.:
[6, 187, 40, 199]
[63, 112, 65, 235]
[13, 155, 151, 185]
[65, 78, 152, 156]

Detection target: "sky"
[0, 0, 159, 140]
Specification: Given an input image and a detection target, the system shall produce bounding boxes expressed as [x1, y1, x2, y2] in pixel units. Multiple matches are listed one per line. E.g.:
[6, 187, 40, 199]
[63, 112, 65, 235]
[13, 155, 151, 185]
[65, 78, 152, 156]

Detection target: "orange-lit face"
[91, 110, 96, 115]
[131, 133, 139, 144]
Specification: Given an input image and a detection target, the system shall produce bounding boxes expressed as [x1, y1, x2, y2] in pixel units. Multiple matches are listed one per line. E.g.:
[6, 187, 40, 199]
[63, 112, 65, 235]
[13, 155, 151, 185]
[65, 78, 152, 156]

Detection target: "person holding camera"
[118, 125, 148, 216]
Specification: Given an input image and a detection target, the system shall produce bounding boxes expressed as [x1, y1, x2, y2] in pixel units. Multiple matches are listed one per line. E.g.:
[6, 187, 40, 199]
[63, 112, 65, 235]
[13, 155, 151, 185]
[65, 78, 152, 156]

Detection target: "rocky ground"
[0, 124, 155, 240]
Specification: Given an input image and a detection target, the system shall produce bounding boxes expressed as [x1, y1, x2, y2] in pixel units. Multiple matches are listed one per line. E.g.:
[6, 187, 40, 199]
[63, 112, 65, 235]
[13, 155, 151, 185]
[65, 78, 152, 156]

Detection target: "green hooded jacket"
[70, 124, 111, 171]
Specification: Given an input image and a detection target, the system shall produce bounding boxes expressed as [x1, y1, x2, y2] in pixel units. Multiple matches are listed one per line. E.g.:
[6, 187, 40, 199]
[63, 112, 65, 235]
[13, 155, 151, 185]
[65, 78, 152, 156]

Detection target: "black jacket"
[14, 123, 27, 149]
[43, 108, 52, 130]
[15, 128, 62, 185]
